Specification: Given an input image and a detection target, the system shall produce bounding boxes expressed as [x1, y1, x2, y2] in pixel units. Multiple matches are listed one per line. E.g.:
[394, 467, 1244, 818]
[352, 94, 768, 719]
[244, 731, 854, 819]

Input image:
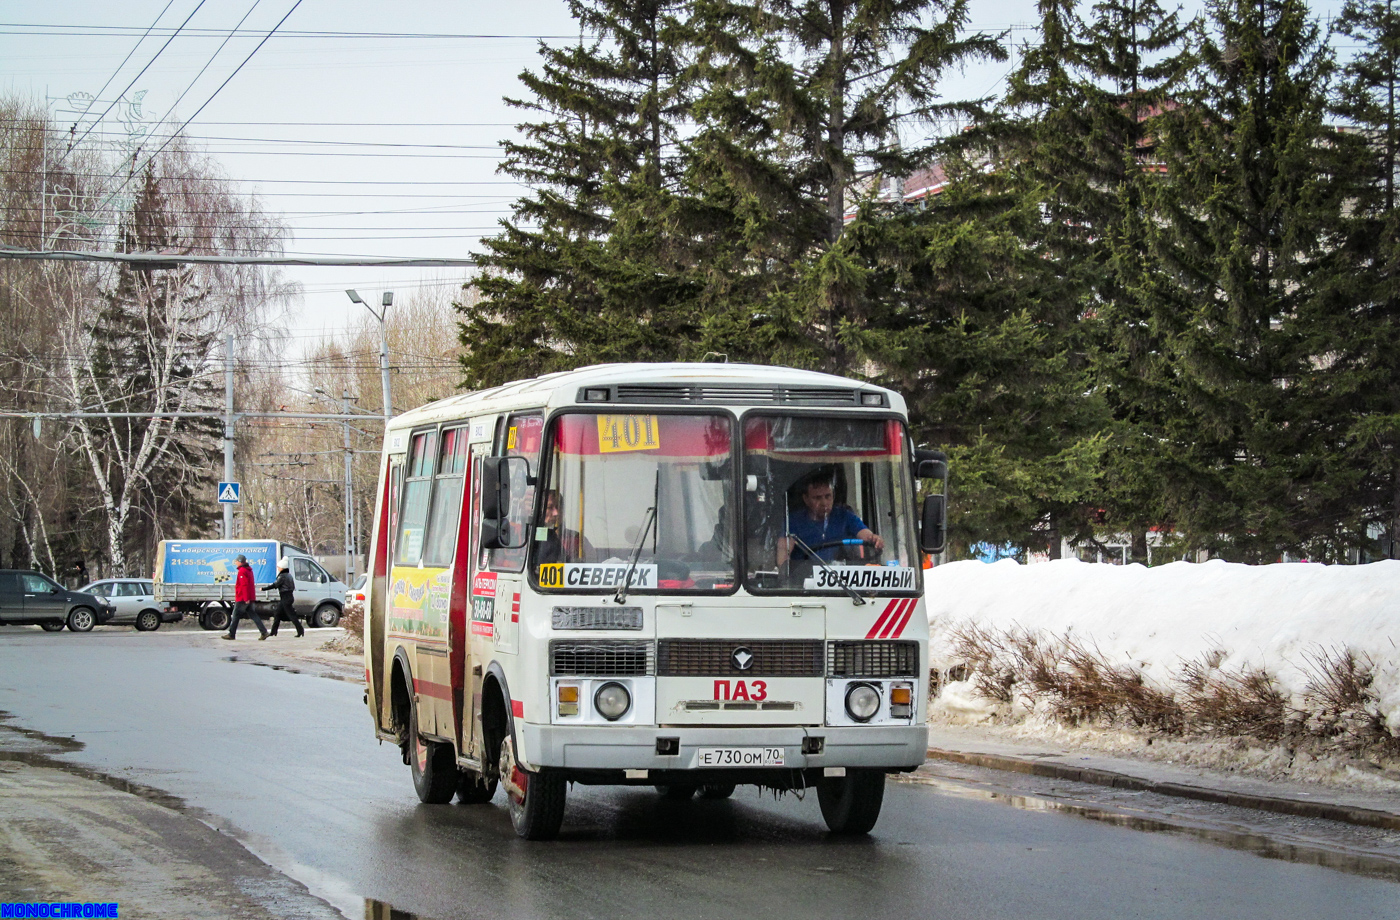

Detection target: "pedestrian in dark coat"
[222, 554, 268, 640]
[267, 557, 303, 637]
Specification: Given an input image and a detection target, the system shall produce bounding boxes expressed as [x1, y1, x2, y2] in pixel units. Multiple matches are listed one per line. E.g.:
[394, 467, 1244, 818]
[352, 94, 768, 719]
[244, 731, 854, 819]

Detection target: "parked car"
[0, 570, 115, 632]
[344, 573, 367, 622]
[78, 579, 182, 631]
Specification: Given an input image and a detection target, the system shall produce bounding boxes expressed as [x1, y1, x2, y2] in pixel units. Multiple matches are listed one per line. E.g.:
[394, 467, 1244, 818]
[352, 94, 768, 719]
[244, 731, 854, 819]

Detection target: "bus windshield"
[743, 415, 920, 595]
[533, 413, 736, 593]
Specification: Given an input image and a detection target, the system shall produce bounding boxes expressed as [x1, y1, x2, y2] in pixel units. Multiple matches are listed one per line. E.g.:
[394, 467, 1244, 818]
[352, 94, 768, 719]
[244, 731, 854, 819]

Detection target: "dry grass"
[942, 623, 1395, 756]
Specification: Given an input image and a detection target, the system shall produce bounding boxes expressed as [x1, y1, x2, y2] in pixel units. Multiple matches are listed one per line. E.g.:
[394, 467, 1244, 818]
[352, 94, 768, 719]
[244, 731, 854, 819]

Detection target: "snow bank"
[924, 558, 1400, 732]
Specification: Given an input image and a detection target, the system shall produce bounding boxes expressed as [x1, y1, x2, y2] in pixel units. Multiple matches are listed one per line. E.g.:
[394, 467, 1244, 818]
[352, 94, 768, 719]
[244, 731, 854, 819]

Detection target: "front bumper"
[519, 722, 927, 773]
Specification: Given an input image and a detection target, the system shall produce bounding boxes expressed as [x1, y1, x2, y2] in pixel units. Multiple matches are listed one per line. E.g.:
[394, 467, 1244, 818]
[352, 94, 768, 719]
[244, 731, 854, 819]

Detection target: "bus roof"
[388, 362, 906, 433]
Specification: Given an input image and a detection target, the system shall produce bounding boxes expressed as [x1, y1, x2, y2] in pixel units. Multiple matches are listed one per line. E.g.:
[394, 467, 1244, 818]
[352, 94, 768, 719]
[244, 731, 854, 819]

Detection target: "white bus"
[364, 363, 947, 839]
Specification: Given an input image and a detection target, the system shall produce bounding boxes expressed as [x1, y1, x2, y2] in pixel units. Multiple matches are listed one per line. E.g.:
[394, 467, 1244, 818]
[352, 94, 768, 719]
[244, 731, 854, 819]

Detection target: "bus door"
[488, 412, 544, 658]
[461, 433, 493, 761]
[369, 452, 403, 733]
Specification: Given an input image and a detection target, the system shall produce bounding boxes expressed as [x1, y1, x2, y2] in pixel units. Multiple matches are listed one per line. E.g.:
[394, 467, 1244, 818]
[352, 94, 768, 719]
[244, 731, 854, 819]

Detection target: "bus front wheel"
[498, 733, 566, 840]
[817, 769, 885, 835]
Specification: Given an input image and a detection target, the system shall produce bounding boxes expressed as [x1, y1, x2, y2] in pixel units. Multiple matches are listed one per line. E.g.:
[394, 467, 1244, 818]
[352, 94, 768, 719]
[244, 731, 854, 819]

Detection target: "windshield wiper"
[788, 534, 866, 606]
[614, 472, 659, 605]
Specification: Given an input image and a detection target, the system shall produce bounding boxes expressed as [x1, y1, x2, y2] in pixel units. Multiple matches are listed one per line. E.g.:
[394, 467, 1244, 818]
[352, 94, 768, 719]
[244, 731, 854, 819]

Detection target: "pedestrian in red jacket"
[222, 554, 268, 640]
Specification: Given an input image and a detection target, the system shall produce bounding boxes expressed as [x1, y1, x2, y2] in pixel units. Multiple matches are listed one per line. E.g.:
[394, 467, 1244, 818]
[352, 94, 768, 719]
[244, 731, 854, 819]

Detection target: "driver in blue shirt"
[777, 476, 884, 565]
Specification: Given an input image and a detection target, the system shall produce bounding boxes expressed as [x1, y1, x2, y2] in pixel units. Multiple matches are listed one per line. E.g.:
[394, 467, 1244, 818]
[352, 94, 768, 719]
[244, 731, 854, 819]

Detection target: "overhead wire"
[58, 0, 179, 138]
[54, 0, 210, 172]
[90, 0, 306, 222]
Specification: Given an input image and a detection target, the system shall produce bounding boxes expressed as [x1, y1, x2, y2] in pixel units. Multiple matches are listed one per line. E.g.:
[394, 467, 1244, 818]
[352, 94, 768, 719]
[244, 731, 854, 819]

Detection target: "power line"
[0, 23, 582, 40]
[0, 246, 476, 267]
[91, 0, 306, 222]
[61, 0, 179, 136]
[56, 0, 210, 171]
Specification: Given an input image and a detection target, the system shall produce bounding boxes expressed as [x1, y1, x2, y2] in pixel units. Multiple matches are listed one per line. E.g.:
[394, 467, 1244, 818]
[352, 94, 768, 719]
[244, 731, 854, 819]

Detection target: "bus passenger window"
[396, 430, 436, 565]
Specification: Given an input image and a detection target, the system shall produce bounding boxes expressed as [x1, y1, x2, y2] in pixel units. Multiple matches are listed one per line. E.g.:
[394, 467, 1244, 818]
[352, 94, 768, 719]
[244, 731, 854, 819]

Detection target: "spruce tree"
[461, 0, 699, 388]
[688, 0, 1003, 373]
[1327, 0, 1400, 558]
[1147, 0, 1351, 560]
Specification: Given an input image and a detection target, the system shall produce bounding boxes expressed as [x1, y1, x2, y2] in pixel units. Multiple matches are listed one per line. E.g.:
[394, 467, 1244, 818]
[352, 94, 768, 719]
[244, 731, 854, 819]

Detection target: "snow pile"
[924, 558, 1400, 733]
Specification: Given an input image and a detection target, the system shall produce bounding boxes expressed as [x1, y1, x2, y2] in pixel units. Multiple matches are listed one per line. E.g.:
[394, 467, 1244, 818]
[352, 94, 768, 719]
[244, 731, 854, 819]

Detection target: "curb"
[927, 747, 1400, 833]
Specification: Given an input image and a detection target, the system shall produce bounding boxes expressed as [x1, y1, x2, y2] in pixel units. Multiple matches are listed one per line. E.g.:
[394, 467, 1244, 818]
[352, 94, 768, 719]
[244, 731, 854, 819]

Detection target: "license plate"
[695, 747, 785, 767]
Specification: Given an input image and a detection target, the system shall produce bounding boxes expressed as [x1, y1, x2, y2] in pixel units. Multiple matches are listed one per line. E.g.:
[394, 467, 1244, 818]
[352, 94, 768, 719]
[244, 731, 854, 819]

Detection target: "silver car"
[79, 579, 180, 631]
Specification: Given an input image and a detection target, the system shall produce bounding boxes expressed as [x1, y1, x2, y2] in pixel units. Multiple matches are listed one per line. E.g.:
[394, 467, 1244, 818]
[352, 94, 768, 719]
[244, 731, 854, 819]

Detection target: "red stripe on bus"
[413, 678, 453, 702]
[885, 599, 916, 639]
[511, 699, 524, 718]
[873, 596, 907, 638]
[865, 599, 898, 639]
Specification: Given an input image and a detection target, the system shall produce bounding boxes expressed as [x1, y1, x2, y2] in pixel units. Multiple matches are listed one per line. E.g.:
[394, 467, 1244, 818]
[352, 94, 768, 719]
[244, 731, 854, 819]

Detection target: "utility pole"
[343, 389, 355, 582]
[223, 334, 235, 539]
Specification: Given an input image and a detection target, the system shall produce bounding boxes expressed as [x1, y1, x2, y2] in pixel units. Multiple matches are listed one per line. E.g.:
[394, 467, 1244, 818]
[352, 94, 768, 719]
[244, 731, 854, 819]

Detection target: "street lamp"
[346, 289, 393, 423]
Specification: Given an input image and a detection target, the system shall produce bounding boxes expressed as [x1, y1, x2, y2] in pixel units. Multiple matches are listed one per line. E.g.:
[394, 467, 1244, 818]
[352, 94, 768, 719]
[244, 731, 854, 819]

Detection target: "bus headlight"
[593, 681, 631, 721]
[844, 683, 881, 722]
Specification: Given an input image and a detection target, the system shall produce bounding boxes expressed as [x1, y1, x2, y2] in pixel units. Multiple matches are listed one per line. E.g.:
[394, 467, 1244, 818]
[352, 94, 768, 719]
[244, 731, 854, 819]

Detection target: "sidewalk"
[926, 724, 1400, 832]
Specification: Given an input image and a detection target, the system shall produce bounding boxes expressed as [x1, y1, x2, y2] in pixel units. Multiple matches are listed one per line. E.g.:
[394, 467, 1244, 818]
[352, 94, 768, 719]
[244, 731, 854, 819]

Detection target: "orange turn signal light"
[891, 686, 912, 706]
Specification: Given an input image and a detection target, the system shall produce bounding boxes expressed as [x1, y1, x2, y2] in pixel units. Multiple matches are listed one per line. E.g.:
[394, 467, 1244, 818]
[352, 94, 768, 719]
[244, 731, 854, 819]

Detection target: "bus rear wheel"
[498, 732, 565, 840]
[817, 769, 885, 835]
[409, 706, 456, 804]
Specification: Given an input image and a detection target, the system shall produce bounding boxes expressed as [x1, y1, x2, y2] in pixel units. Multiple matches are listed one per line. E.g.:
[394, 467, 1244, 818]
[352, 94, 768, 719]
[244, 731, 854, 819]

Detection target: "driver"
[537, 490, 594, 563]
[777, 475, 884, 565]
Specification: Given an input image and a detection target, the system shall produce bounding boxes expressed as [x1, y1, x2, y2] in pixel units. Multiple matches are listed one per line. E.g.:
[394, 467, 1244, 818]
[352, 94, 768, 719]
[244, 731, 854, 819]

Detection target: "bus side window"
[487, 412, 544, 573]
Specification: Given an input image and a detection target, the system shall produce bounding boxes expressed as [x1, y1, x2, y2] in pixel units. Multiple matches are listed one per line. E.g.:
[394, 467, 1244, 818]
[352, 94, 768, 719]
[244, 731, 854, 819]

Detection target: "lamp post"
[346, 289, 393, 422]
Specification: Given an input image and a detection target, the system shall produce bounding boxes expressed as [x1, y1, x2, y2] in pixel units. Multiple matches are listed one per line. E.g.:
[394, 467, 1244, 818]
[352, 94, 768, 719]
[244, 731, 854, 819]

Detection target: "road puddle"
[900, 768, 1400, 882]
[0, 712, 191, 813]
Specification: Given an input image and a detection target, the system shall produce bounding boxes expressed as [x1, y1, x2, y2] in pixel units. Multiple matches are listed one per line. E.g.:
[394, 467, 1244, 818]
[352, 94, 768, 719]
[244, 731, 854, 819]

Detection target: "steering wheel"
[798, 537, 883, 564]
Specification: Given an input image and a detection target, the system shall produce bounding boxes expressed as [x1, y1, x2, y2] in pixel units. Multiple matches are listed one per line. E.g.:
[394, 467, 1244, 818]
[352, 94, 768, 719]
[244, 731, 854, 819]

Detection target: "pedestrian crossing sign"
[218, 481, 241, 504]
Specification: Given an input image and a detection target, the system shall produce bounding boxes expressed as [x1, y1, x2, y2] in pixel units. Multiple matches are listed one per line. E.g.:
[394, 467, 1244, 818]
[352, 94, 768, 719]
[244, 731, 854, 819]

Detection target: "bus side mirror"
[920, 494, 947, 554]
[480, 456, 530, 550]
[914, 449, 947, 481]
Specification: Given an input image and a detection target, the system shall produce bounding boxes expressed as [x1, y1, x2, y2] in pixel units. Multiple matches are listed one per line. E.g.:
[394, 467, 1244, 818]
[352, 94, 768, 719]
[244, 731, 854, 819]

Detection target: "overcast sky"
[0, 0, 1350, 353]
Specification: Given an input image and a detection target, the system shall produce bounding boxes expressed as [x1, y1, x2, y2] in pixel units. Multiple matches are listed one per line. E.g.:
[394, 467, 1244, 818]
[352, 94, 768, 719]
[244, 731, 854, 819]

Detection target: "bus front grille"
[550, 640, 654, 676]
[827, 640, 919, 677]
[657, 639, 824, 677]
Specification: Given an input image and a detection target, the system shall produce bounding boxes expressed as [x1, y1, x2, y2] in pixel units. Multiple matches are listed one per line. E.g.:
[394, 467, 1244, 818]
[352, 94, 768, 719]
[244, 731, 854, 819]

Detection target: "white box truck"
[153, 539, 347, 630]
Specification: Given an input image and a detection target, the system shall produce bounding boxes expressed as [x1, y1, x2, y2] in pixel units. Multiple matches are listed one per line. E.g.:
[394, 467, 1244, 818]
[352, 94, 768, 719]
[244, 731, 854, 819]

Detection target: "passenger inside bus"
[776, 470, 884, 567]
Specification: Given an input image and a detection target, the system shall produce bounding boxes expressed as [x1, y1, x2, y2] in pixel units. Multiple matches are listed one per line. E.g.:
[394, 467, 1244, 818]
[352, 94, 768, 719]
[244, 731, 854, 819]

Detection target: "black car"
[0, 570, 116, 632]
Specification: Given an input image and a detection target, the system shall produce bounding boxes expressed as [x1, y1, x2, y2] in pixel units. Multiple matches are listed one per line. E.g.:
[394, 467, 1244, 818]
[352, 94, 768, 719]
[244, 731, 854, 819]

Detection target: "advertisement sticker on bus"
[470, 571, 496, 637]
[388, 566, 450, 644]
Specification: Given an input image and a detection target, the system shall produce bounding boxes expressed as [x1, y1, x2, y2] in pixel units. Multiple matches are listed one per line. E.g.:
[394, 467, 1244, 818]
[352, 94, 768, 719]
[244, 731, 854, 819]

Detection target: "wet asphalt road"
[1, 627, 1398, 920]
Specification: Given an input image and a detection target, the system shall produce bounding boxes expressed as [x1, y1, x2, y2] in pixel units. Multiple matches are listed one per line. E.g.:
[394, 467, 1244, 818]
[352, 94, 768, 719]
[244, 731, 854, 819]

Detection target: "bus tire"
[499, 732, 565, 840]
[409, 705, 456, 804]
[456, 769, 497, 804]
[817, 768, 885, 835]
[700, 783, 736, 800]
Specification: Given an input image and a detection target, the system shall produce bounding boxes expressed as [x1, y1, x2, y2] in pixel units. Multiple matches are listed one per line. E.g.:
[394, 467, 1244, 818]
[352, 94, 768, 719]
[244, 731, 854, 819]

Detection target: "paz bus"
[363, 363, 947, 839]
